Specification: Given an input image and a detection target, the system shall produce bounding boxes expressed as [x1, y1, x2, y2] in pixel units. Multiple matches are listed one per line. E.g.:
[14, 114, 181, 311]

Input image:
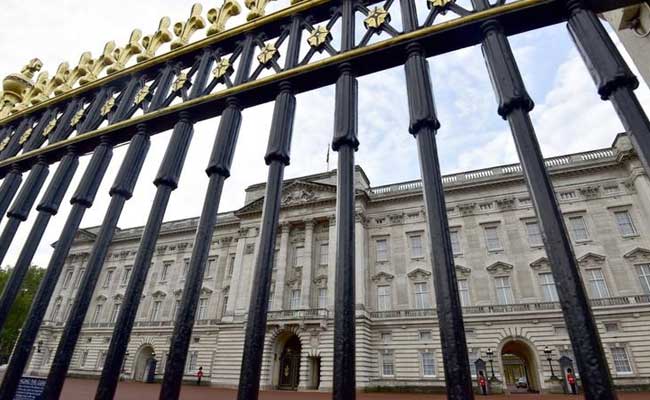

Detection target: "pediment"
[530, 257, 551, 271]
[312, 274, 328, 287]
[235, 180, 339, 216]
[577, 252, 606, 267]
[113, 293, 124, 301]
[486, 261, 514, 274]
[407, 267, 432, 280]
[455, 265, 471, 277]
[623, 247, 650, 262]
[200, 287, 213, 296]
[173, 289, 183, 297]
[371, 271, 395, 283]
[95, 295, 107, 302]
[152, 290, 167, 299]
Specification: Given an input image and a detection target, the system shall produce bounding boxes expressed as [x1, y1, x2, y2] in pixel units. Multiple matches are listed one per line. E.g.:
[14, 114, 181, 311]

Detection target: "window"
[638, 264, 650, 294]
[197, 298, 208, 320]
[63, 300, 73, 321]
[377, 285, 392, 311]
[173, 299, 181, 320]
[409, 234, 424, 258]
[611, 347, 632, 374]
[80, 350, 88, 367]
[381, 351, 394, 376]
[205, 258, 216, 278]
[380, 332, 392, 344]
[604, 322, 620, 332]
[484, 226, 502, 251]
[526, 221, 543, 246]
[121, 266, 132, 285]
[221, 290, 229, 316]
[614, 211, 637, 237]
[74, 268, 85, 288]
[92, 304, 103, 323]
[186, 351, 198, 372]
[110, 303, 120, 323]
[151, 300, 161, 321]
[62, 270, 73, 289]
[587, 269, 610, 298]
[569, 216, 589, 241]
[376, 239, 389, 262]
[161, 262, 171, 281]
[319, 243, 329, 265]
[227, 255, 235, 277]
[414, 282, 430, 309]
[272, 249, 279, 270]
[290, 289, 301, 309]
[50, 299, 62, 321]
[420, 351, 436, 376]
[182, 258, 190, 278]
[102, 270, 113, 288]
[539, 273, 559, 302]
[495, 276, 514, 305]
[318, 288, 327, 308]
[419, 331, 432, 341]
[449, 230, 462, 255]
[97, 351, 106, 370]
[293, 246, 304, 267]
[268, 283, 275, 311]
[458, 279, 470, 306]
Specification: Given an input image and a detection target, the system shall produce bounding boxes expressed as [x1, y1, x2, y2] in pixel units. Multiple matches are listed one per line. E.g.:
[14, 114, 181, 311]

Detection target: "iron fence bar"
[42, 128, 150, 400]
[400, 0, 474, 398]
[0, 166, 22, 223]
[0, 86, 120, 400]
[474, 1, 617, 397]
[236, 14, 302, 400]
[160, 35, 255, 400]
[566, 0, 650, 178]
[94, 65, 182, 400]
[332, 0, 357, 398]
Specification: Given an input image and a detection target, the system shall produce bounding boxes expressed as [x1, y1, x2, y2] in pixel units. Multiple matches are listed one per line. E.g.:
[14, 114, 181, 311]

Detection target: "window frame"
[377, 285, 392, 311]
[568, 215, 590, 242]
[614, 210, 637, 237]
[611, 346, 634, 375]
[483, 225, 502, 252]
[495, 275, 515, 305]
[375, 238, 389, 263]
[420, 350, 436, 377]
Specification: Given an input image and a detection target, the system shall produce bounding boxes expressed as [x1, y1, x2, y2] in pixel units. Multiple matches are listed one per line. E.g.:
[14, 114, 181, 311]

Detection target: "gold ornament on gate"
[42, 117, 57, 137]
[307, 26, 331, 49]
[78, 41, 118, 85]
[139, 17, 173, 62]
[171, 4, 207, 49]
[100, 97, 116, 117]
[245, 0, 275, 21]
[207, 0, 242, 36]
[428, 0, 453, 11]
[0, 136, 10, 151]
[107, 30, 145, 74]
[172, 72, 189, 92]
[70, 108, 85, 127]
[18, 127, 33, 145]
[364, 7, 390, 29]
[134, 85, 151, 105]
[212, 59, 233, 81]
[257, 43, 278, 66]
[0, 58, 42, 119]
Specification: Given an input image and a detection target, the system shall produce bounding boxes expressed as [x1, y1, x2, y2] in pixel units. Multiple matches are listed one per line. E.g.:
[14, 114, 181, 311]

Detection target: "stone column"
[327, 216, 337, 308]
[355, 212, 367, 308]
[301, 219, 314, 308]
[298, 346, 311, 390]
[228, 231, 248, 315]
[272, 223, 291, 310]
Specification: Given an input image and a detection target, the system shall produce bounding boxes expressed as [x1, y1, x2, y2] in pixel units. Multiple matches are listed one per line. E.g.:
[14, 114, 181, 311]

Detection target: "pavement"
[56, 379, 650, 399]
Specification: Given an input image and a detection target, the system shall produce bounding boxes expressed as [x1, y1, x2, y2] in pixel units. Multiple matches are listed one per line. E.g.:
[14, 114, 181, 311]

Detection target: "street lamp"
[544, 346, 557, 379]
[486, 348, 496, 380]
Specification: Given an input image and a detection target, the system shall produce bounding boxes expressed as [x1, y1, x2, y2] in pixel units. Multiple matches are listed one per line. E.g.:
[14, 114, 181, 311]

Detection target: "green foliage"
[0, 266, 46, 364]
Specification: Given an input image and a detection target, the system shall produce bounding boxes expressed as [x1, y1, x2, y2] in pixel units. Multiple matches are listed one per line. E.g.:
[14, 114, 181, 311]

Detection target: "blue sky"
[0, 1, 649, 267]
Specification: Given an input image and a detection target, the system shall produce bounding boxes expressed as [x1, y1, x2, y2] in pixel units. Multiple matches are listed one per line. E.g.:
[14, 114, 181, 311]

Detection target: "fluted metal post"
[566, 0, 650, 176]
[0, 167, 23, 224]
[399, 0, 475, 398]
[160, 38, 255, 400]
[474, 1, 617, 397]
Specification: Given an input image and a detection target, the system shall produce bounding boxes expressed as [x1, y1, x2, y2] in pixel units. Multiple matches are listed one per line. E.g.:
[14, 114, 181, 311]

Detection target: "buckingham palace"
[23, 132, 650, 393]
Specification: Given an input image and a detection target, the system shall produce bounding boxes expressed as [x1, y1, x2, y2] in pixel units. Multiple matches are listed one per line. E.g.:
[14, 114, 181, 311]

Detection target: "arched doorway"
[277, 335, 301, 390]
[501, 339, 540, 393]
[133, 345, 155, 382]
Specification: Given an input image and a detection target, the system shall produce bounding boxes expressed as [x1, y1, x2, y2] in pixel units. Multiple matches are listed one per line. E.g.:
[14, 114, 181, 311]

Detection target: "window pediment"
[623, 247, 650, 263]
[200, 287, 213, 296]
[407, 268, 432, 280]
[455, 265, 471, 277]
[486, 261, 513, 274]
[312, 274, 328, 288]
[95, 295, 107, 303]
[530, 257, 551, 271]
[577, 252, 606, 268]
[286, 277, 301, 289]
[371, 271, 395, 283]
[151, 290, 167, 299]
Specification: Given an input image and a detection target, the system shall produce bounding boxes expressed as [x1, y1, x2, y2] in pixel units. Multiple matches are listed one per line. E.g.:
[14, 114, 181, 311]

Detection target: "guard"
[197, 366, 204, 386]
[566, 368, 577, 394]
[478, 371, 488, 395]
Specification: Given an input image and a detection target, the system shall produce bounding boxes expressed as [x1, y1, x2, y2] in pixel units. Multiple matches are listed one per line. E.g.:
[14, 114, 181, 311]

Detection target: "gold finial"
[134, 85, 150, 105]
[54, 53, 93, 95]
[139, 17, 173, 62]
[70, 108, 85, 127]
[42, 117, 57, 137]
[107, 30, 145, 74]
[31, 62, 70, 105]
[171, 4, 206, 49]
[244, 0, 275, 21]
[364, 7, 390, 29]
[207, 0, 242, 36]
[1, 58, 43, 118]
[0, 136, 10, 151]
[78, 41, 118, 85]
[13, 71, 48, 111]
[307, 26, 331, 49]
[172, 72, 189, 92]
[427, 0, 453, 10]
[18, 127, 33, 145]
[257, 43, 278, 65]
[212, 58, 233, 81]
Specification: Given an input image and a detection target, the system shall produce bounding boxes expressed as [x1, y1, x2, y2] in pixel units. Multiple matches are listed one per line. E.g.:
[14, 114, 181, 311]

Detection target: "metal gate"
[0, 0, 648, 399]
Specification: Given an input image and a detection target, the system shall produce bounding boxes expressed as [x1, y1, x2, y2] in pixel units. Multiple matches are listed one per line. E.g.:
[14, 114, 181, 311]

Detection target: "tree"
[0, 266, 46, 364]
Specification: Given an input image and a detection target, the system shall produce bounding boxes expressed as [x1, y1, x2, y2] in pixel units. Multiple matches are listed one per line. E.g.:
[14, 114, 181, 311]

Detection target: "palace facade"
[24, 133, 650, 393]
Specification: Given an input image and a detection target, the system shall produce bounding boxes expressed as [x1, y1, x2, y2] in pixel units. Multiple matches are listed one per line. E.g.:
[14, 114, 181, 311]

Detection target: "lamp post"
[486, 348, 496, 380]
[544, 346, 557, 379]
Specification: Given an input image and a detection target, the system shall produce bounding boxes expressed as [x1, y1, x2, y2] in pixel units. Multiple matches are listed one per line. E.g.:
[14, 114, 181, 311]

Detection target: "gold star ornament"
[18, 127, 33, 145]
[307, 26, 331, 49]
[42, 117, 57, 137]
[172, 72, 189, 92]
[212, 58, 233, 81]
[134, 85, 150, 105]
[428, 0, 453, 10]
[257, 43, 278, 66]
[364, 7, 390, 29]
[100, 97, 116, 117]
[70, 109, 85, 127]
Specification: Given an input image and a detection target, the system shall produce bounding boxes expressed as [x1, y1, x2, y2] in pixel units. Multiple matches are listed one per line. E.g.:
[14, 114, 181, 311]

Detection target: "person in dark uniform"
[197, 366, 204, 386]
[566, 368, 577, 394]
[478, 370, 488, 395]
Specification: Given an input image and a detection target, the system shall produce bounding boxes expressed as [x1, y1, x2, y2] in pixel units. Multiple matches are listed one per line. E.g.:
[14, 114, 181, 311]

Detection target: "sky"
[0, 0, 649, 268]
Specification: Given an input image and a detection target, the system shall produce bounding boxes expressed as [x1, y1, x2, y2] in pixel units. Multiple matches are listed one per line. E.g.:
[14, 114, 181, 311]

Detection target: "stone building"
[604, 3, 650, 86]
[25, 133, 650, 393]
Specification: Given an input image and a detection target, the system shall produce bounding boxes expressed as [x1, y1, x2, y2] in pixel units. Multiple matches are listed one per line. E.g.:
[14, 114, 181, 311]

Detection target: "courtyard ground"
[56, 379, 650, 399]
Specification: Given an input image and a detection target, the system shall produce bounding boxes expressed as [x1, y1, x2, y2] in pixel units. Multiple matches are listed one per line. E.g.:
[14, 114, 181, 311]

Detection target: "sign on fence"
[14, 376, 46, 400]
